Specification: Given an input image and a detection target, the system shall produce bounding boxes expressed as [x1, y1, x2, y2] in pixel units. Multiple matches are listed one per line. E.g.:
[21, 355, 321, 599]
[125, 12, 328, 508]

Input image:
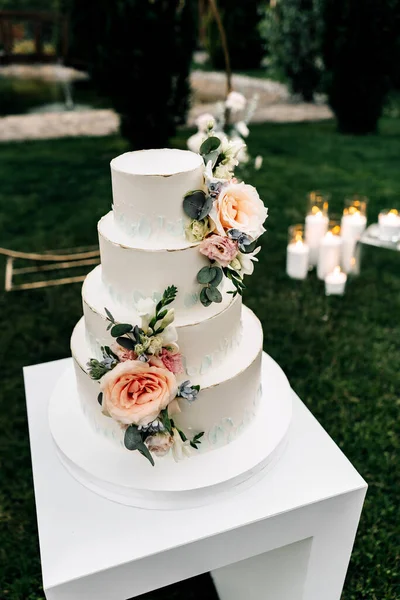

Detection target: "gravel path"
[0, 68, 333, 142]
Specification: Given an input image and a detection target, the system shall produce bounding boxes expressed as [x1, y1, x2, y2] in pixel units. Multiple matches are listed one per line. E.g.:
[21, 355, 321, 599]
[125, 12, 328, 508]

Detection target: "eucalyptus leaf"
[104, 307, 115, 322]
[200, 136, 221, 155]
[197, 266, 217, 284]
[138, 445, 155, 467]
[209, 267, 223, 287]
[183, 190, 207, 220]
[205, 286, 222, 303]
[197, 195, 213, 220]
[200, 287, 212, 307]
[116, 336, 135, 351]
[97, 392, 103, 406]
[111, 323, 132, 337]
[203, 149, 220, 168]
[124, 425, 143, 450]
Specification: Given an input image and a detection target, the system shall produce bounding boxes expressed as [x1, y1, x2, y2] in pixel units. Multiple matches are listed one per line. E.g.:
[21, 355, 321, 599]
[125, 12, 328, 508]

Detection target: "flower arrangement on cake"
[187, 91, 260, 168]
[86, 286, 203, 465]
[183, 122, 268, 306]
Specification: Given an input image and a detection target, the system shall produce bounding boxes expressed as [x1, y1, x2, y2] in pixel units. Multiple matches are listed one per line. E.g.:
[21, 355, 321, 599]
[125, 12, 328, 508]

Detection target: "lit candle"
[378, 209, 400, 241]
[317, 226, 342, 280]
[287, 239, 309, 280]
[340, 198, 367, 273]
[305, 191, 329, 267]
[325, 266, 347, 296]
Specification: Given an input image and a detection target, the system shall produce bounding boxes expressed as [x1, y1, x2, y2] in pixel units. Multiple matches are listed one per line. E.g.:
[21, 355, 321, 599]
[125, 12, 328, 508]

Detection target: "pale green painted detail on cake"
[206, 387, 259, 448]
[184, 292, 200, 308]
[115, 210, 185, 240]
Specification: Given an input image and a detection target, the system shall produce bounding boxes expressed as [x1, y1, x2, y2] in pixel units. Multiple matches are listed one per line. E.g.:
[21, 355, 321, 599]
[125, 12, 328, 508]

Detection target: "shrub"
[65, 0, 196, 149]
[260, 0, 324, 102]
[322, 0, 399, 134]
[206, 0, 264, 71]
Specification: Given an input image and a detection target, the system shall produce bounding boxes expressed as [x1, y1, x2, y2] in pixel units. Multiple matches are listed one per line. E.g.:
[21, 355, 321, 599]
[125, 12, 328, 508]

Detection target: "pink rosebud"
[160, 348, 185, 374]
[199, 235, 238, 267]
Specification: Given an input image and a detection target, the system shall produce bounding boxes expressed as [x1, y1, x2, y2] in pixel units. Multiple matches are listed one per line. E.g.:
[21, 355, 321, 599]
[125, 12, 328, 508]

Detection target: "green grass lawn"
[0, 120, 399, 600]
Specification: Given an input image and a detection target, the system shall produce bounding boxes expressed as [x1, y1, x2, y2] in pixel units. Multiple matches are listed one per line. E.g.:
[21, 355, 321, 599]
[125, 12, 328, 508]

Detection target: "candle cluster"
[286, 191, 399, 296]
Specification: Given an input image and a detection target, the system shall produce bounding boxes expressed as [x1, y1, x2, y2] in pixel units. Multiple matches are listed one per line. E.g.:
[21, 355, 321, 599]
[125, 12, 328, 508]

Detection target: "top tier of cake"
[111, 148, 204, 249]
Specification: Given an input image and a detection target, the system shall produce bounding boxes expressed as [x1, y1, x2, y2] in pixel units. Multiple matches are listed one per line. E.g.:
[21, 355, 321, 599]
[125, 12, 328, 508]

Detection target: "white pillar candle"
[340, 212, 367, 239]
[317, 232, 342, 280]
[378, 209, 400, 241]
[325, 266, 347, 296]
[305, 212, 329, 266]
[340, 212, 367, 273]
[286, 240, 309, 280]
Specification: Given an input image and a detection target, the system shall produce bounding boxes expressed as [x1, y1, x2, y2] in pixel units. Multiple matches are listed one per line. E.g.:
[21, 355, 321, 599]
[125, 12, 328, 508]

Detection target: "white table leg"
[301, 488, 366, 600]
[211, 488, 366, 600]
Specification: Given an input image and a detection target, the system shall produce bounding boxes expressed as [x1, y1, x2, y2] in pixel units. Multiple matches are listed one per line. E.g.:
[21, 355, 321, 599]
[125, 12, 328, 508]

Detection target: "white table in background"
[24, 358, 367, 600]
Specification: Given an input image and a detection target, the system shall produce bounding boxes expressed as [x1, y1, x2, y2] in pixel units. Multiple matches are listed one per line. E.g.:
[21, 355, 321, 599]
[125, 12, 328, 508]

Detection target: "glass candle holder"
[286, 224, 309, 280]
[340, 196, 367, 274]
[305, 191, 330, 267]
[378, 208, 400, 241]
[317, 219, 342, 280]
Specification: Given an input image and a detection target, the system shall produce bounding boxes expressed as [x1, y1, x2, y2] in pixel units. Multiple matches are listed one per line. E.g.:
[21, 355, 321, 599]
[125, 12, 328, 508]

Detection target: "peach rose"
[210, 182, 268, 239]
[100, 360, 177, 426]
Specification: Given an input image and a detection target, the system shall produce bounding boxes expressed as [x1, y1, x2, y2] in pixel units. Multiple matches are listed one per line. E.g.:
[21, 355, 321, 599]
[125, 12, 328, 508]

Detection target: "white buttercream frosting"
[110, 149, 204, 249]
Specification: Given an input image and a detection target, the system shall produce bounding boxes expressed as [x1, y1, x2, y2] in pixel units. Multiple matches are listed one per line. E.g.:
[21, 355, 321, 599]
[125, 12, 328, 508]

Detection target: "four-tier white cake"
[70, 147, 266, 464]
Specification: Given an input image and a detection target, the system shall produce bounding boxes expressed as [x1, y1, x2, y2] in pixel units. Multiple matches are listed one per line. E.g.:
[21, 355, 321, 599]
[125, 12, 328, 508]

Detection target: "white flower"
[254, 155, 263, 170]
[231, 135, 249, 164]
[147, 335, 164, 355]
[226, 91, 246, 112]
[156, 308, 175, 331]
[136, 297, 157, 331]
[236, 247, 262, 276]
[235, 121, 249, 138]
[187, 131, 206, 154]
[171, 428, 193, 461]
[159, 324, 178, 346]
[214, 163, 235, 179]
[185, 218, 211, 242]
[195, 113, 215, 132]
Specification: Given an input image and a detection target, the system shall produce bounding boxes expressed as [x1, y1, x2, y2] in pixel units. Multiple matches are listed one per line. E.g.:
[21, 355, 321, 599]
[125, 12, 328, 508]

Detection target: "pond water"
[0, 77, 110, 116]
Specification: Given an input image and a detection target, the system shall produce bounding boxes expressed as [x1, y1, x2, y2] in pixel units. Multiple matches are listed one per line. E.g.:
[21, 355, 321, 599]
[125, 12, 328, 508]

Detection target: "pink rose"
[100, 360, 178, 426]
[145, 433, 174, 457]
[210, 182, 268, 239]
[159, 348, 184, 374]
[199, 235, 238, 267]
[111, 342, 137, 362]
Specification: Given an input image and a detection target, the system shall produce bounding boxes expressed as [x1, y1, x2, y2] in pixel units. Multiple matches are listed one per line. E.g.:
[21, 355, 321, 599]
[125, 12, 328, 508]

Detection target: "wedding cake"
[70, 134, 268, 466]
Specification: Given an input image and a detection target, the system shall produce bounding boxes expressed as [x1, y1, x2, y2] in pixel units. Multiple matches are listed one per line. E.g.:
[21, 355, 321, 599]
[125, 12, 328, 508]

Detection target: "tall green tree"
[260, 0, 324, 101]
[65, 0, 196, 149]
[322, 0, 400, 134]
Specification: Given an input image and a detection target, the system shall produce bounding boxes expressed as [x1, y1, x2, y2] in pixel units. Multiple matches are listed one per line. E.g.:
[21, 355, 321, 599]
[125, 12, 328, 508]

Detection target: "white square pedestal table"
[24, 358, 367, 600]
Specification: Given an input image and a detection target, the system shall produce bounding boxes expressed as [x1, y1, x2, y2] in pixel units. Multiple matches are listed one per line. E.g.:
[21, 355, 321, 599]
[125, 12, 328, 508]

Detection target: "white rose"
[187, 131, 206, 154]
[195, 113, 215, 132]
[226, 91, 246, 112]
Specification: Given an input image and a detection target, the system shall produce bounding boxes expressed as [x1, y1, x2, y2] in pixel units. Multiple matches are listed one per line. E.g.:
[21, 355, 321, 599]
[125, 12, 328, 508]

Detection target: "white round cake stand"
[49, 352, 293, 510]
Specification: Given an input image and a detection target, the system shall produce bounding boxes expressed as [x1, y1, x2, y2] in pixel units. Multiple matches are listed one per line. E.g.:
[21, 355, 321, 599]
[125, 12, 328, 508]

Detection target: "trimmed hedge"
[65, 0, 196, 149]
[322, 0, 399, 134]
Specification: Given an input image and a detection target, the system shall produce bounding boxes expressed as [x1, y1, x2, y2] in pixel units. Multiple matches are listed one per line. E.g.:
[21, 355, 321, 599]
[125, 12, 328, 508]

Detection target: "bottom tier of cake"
[70, 305, 263, 454]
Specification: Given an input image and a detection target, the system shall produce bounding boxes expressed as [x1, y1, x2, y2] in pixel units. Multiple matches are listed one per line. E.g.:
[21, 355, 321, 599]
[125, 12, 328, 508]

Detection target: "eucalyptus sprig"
[124, 425, 155, 466]
[197, 264, 223, 307]
[223, 266, 245, 298]
[148, 285, 178, 333]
